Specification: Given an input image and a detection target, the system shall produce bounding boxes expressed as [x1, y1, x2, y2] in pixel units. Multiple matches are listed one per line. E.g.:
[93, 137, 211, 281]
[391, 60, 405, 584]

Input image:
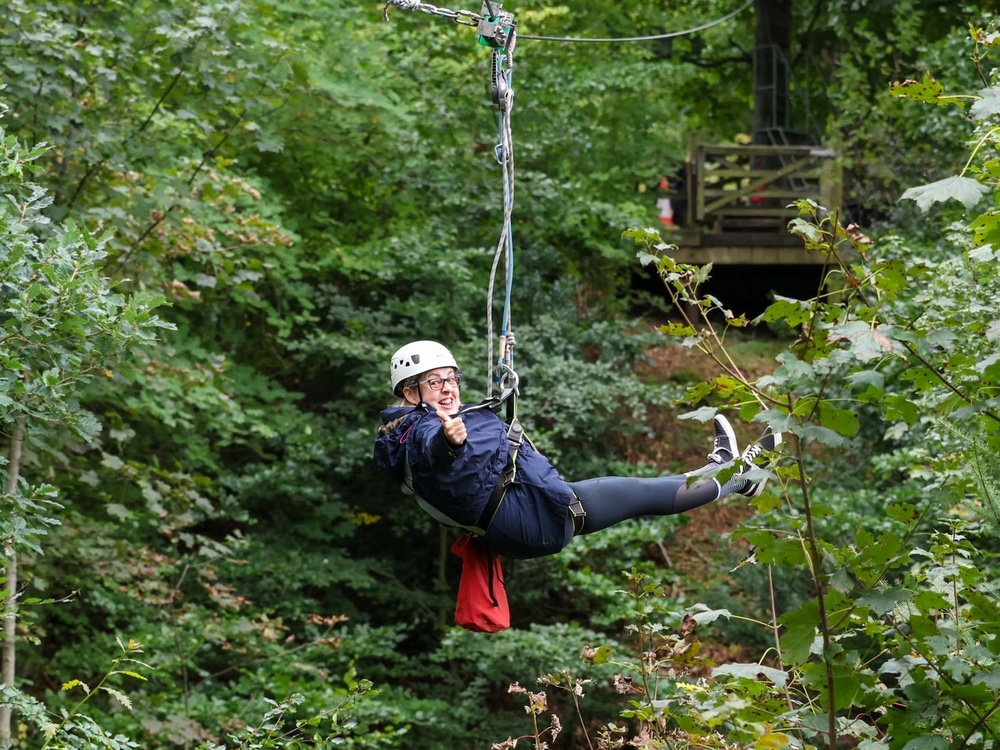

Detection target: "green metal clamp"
[476, 1, 515, 49]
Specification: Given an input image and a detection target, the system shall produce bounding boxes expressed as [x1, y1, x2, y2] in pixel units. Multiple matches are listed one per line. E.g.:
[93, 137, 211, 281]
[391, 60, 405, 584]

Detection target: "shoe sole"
[743, 476, 769, 497]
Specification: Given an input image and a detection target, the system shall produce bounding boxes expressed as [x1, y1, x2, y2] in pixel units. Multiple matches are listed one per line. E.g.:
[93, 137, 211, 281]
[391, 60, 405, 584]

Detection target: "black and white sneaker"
[707, 414, 739, 465]
[737, 425, 782, 497]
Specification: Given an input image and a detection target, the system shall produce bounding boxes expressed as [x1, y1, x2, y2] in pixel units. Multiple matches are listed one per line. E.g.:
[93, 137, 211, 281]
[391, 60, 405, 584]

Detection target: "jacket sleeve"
[410, 414, 466, 471]
[430, 422, 466, 469]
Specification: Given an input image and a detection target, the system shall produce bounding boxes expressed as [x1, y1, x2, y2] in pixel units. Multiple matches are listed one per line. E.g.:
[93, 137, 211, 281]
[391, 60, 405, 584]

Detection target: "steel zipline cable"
[516, 0, 753, 43]
[383, 0, 754, 44]
[382, 0, 753, 396]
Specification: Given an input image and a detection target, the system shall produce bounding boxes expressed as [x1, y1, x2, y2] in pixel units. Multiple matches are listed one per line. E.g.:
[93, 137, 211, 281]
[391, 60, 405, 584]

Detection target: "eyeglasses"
[419, 374, 463, 391]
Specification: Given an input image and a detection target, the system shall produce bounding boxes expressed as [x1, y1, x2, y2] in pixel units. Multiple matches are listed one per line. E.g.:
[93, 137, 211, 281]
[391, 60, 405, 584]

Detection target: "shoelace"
[740, 442, 764, 465]
[708, 438, 729, 462]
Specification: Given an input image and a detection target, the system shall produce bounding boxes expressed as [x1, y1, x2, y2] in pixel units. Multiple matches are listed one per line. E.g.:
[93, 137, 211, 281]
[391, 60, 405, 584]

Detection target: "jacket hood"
[374, 405, 425, 478]
[380, 404, 421, 425]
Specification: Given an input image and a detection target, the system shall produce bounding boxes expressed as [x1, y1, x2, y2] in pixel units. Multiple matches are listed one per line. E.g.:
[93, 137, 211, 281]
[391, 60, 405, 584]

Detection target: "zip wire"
[384, 0, 754, 44]
[516, 0, 753, 43]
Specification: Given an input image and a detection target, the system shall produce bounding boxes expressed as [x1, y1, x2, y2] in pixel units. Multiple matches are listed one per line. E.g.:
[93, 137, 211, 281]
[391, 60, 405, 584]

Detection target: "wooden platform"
[662, 229, 829, 265]
[668, 239, 831, 266]
[656, 134, 842, 267]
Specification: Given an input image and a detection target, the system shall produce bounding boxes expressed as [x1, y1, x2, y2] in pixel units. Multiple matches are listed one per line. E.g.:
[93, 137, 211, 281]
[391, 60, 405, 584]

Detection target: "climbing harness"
[400, 403, 524, 536]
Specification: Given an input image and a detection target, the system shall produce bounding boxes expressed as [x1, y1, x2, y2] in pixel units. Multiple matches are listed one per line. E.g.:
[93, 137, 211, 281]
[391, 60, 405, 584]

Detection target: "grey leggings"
[567, 472, 722, 535]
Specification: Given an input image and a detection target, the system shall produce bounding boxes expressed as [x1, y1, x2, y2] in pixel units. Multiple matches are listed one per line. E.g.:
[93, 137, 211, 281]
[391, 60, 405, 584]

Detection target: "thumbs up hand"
[437, 408, 467, 447]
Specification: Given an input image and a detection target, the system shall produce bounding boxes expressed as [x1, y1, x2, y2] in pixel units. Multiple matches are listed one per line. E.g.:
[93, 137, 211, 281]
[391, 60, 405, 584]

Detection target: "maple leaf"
[899, 175, 989, 212]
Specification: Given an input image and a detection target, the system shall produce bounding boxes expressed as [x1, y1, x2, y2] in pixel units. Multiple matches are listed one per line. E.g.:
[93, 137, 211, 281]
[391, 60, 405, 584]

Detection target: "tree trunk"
[0, 415, 25, 741]
[438, 525, 449, 630]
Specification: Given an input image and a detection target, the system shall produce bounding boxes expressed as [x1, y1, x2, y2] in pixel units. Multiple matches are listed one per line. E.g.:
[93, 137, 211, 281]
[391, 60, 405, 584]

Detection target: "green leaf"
[761, 297, 813, 327]
[113, 670, 148, 681]
[972, 670, 1000, 689]
[846, 369, 885, 392]
[941, 656, 970, 682]
[828, 321, 900, 362]
[106, 503, 129, 519]
[582, 645, 613, 665]
[899, 176, 990, 211]
[657, 321, 695, 336]
[678, 406, 718, 423]
[889, 73, 945, 103]
[882, 394, 920, 425]
[856, 738, 888, 749]
[712, 662, 788, 689]
[872, 259, 909, 295]
[881, 655, 927, 687]
[858, 586, 909, 616]
[912, 589, 951, 614]
[848, 531, 903, 586]
[799, 660, 874, 711]
[797, 422, 849, 447]
[970, 86, 1000, 120]
[688, 604, 732, 625]
[779, 602, 821, 664]
[901, 737, 949, 750]
[773, 352, 816, 380]
[901, 367, 938, 393]
[817, 401, 860, 437]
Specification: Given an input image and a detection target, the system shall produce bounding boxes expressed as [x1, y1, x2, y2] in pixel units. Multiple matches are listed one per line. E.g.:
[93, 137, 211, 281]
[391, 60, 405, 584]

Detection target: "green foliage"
[0, 638, 147, 749]
[0, 104, 169, 738]
[0, 124, 169, 438]
[199, 682, 402, 750]
[7, 1, 1000, 749]
[607, 22, 1000, 748]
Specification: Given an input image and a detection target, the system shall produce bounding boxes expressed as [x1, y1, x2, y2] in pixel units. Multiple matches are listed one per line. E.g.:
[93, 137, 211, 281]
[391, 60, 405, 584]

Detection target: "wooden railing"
[685, 135, 841, 233]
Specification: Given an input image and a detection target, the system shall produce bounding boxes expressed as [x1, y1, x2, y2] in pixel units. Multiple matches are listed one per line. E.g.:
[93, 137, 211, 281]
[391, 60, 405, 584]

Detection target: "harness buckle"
[568, 494, 587, 535]
[506, 418, 524, 449]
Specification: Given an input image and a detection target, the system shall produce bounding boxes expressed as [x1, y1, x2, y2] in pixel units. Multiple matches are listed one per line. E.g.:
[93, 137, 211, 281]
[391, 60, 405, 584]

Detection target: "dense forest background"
[3, 0, 1000, 748]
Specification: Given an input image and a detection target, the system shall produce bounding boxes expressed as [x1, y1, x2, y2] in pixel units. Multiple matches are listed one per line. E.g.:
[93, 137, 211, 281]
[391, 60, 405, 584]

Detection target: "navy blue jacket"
[373, 404, 576, 559]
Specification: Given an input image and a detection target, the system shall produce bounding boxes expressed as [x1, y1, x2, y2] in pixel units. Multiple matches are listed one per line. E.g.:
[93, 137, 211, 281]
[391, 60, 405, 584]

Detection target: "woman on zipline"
[374, 340, 781, 559]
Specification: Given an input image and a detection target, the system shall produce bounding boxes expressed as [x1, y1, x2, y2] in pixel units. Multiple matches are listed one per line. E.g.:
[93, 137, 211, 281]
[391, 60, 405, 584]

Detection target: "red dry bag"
[451, 534, 510, 633]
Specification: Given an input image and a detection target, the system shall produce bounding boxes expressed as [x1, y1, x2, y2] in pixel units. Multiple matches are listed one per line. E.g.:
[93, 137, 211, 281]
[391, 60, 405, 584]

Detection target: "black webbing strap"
[486, 547, 500, 607]
[568, 493, 587, 534]
[473, 417, 523, 533]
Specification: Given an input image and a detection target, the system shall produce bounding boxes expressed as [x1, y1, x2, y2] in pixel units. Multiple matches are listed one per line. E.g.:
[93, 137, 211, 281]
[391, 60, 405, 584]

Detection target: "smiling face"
[402, 366, 463, 415]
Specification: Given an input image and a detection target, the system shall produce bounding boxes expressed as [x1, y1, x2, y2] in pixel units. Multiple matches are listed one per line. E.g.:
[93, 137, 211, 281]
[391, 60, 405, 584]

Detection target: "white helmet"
[389, 340, 459, 396]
